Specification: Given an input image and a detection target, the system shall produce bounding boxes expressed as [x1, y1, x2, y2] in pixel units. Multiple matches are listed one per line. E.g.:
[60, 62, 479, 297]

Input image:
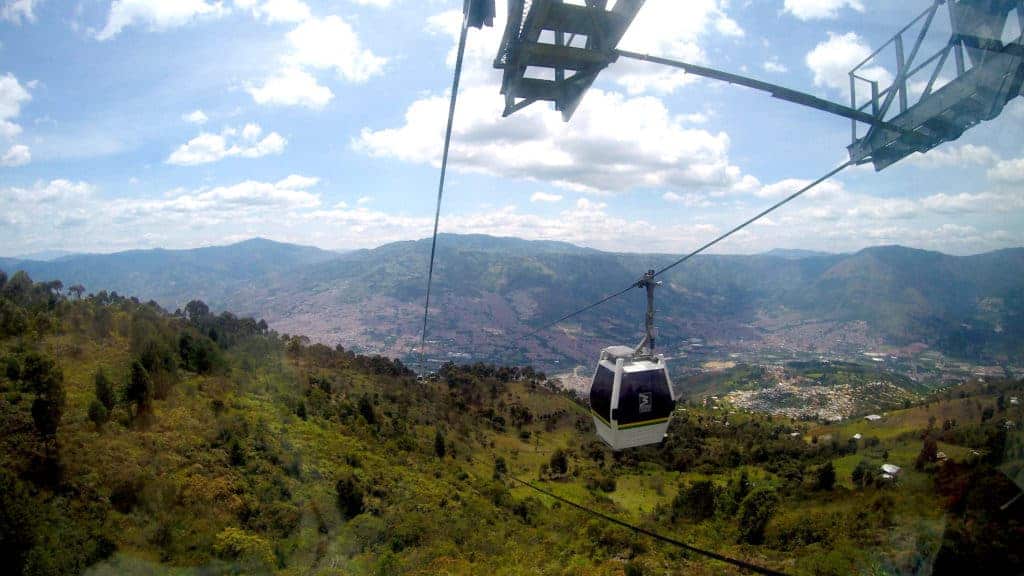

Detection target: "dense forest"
[0, 269, 1021, 575]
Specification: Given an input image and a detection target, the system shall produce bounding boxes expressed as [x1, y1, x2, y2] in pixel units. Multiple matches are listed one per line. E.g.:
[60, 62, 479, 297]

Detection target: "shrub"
[335, 475, 365, 520]
[737, 488, 779, 544]
[94, 368, 115, 411]
[213, 527, 275, 568]
[434, 429, 447, 459]
[125, 360, 153, 416]
[88, 399, 108, 428]
[493, 457, 508, 480]
[549, 449, 569, 476]
[673, 480, 717, 522]
[815, 461, 836, 491]
[852, 459, 875, 488]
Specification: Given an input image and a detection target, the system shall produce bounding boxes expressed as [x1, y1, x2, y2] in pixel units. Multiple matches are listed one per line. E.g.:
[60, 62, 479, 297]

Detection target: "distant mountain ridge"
[2, 235, 1022, 367]
[0, 238, 338, 311]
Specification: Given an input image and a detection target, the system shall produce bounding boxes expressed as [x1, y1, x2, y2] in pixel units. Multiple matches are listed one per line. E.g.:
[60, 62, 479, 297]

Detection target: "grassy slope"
[3, 297, 1022, 575]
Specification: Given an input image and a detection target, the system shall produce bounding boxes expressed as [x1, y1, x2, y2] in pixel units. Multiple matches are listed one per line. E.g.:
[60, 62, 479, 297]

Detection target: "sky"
[0, 0, 1022, 257]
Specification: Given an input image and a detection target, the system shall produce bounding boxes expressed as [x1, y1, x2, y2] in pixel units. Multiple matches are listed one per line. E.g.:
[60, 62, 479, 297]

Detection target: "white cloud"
[167, 123, 287, 165]
[1, 0, 40, 24]
[357, 195, 372, 205]
[784, 0, 864, 21]
[4, 179, 92, 202]
[906, 144, 1000, 169]
[806, 32, 891, 98]
[754, 178, 845, 200]
[355, 85, 757, 195]
[247, 14, 384, 109]
[247, 67, 334, 109]
[1, 143, 30, 166]
[96, 0, 228, 41]
[846, 197, 920, 220]
[530, 192, 563, 203]
[612, 0, 744, 95]
[763, 59, 788, 74]
[679, 112, 710, 124]
[921, 191, 1024, 213]
[663, 191, 713, 207]
[248, 0, 311, 23]
[989, 157, 1024, 183]
[0, 72, 31, 139]
[182, 109, 209, 125]
[350, 0, 392, 6]
[284, 15, 386, 83]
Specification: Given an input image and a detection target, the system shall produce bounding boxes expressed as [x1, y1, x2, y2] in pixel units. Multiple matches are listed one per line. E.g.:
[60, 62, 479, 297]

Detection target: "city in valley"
[553, 315, 1020, 422]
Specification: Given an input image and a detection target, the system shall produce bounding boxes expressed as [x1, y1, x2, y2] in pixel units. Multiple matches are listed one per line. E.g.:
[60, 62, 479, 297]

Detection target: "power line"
[420, 0, 473, 372]
[502, 160, 853, 353]
[509, 476, 791, 576]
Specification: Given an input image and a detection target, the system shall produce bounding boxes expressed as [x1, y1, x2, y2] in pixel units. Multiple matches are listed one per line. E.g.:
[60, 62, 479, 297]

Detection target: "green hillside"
[2, 270, 1022, 575]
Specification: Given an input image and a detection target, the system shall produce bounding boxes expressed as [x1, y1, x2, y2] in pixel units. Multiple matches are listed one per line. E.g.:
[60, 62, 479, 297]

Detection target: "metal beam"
[615, 49, 886, 126]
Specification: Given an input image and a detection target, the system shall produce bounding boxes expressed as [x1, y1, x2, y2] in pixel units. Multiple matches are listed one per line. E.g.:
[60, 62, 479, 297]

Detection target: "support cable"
[509, 476, 791, 576]
[504, 161, 853, 351]
[420, 0, 473, 372]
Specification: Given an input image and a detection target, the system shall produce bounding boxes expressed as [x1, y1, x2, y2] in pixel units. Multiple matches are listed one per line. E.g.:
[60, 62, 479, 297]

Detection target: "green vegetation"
[0, 271, 1021, 575]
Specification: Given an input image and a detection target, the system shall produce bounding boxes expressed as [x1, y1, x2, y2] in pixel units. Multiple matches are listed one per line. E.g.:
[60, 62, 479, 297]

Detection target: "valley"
[4, 234, 1023, 426]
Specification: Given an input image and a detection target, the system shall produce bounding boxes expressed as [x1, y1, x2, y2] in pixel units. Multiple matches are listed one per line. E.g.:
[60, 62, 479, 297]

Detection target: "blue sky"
[0, 0, 1022, 256]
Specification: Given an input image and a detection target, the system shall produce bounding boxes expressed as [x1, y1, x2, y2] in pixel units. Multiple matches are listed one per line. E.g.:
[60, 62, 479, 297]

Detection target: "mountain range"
[3, 235, 1022, 370]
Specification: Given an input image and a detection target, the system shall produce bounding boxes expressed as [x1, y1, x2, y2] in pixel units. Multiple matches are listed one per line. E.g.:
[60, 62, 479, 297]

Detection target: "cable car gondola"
[589, 270, 676, 450]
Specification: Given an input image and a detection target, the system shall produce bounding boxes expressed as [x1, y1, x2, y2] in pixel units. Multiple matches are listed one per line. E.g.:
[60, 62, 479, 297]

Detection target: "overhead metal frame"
[494, 0, 1024, 172]
[848, 0, 1024, 170]
[494, 0, 644, 120]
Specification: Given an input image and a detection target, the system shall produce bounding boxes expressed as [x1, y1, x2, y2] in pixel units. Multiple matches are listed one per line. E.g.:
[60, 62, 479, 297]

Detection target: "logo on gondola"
[639, 392, 652, 414]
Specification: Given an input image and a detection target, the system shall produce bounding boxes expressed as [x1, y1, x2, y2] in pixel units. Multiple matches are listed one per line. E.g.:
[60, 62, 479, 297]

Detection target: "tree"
[67, 284, 85, 299]
[184, 300, 210, 321]
[1, 271, 32, 304]
[126, 360, 153, 416]
[916, 436, 938, 470]
[335, 475, 365, 520]
[815, 461, 836, 491]
[737, 488, 778, 544]
[673, 480, 717, 522]
[23, 353, 65, 438]
[0, 470, 37, 574]
[723, 469, 751, 514]
[4, 356, 20, 381]
[549, 449, 569, 476]
[357, 395, 375, 425]
[32, 396, 63, 437]
[434, 429, 447, 459]
[493, 457, 508, 480]
[88, 399, 108, 429]
[94, 368, 115, 411]
[852, 459, 875, 488]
